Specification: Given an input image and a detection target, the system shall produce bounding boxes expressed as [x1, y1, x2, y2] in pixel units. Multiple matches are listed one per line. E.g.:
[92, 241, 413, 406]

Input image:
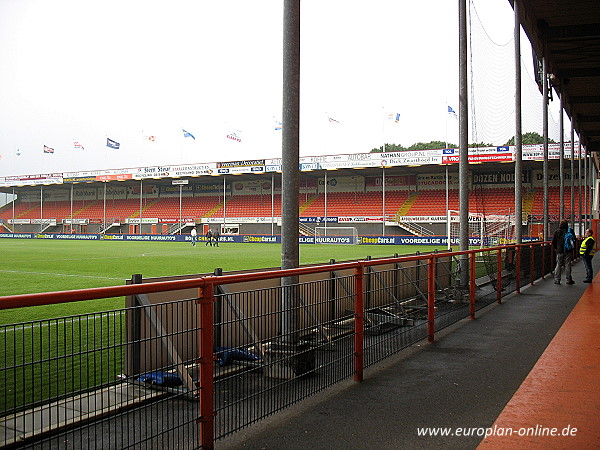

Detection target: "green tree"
[468, 141, 494, 147]
[370, 141, 457, 153]
[407, 140, 455, 151]
[504, 132, 555, 146]
[370, 143, 406, 153]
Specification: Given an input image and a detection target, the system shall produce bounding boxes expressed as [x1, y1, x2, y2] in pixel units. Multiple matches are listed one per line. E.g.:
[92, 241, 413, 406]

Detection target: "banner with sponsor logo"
[127, 185, 159, 197]
[532, 168, 585, 186]
[299, 217, 339, 223]
[73, 187, 98, 201]
[441, 146, 513, 164]
[1, 173, 63, 187]
[472, 170, 531, 185]
[231, 180, 274, 194]
[216, 160, 266, 175]
[366, 175, 417, 189]
[105, 186, 128, 200]
[417, 173, 459, 190]
[338, 216, 383, 222]
[159, 185, 195, 197]
[194, 182, 230, 194]
[317, 176, 365, 193]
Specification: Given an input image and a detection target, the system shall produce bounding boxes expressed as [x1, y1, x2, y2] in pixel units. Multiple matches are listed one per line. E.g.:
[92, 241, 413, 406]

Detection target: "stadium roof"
[512, 0, 600, 152]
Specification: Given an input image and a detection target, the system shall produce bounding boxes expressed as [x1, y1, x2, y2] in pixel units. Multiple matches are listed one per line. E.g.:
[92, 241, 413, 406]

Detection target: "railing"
[298, 222, 314, 236]
[395, 220, 435, 236]
[0, 243, 555, 449]
[168, 222, 188, 235]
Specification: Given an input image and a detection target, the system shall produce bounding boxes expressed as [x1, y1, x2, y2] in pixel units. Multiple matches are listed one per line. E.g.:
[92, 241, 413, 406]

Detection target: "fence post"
[542, 244, 546, 279]
[394, 253, 401, 301]
[131, 274, 142, 377]
[427, 257, 436, 342]
[197, 281, 215, 450]
[469, 252, 476, 319]
[496, 249, 503, 303]
[530, 244, 535, 285]
[213, 268, 222, 350]
[365, 255, 372, 311]
[515, 245, 521, 293]
[329, 259, 336, 322]
[354, 263, 364, 382]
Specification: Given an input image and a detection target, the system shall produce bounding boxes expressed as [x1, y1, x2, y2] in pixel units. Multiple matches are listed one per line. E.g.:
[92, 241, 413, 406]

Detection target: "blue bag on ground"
[216, 347, 260, 366]
[138, 371, 183, 387]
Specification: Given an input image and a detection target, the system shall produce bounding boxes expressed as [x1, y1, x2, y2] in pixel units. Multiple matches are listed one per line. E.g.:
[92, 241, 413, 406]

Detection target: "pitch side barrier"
[0, 242, 556, 449]
[0, 232, 541, 245]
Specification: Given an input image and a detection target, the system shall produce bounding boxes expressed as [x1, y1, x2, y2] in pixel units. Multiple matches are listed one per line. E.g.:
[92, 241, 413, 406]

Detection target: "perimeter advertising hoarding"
[0, 233, 539, 245]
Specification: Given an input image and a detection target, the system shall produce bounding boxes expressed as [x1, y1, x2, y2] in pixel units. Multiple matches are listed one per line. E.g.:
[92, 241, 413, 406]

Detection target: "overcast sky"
[0, 0, 546, 178]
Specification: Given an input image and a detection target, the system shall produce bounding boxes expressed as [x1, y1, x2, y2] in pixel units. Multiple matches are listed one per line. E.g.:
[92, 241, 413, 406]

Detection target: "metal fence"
[0, 243, 556, 449]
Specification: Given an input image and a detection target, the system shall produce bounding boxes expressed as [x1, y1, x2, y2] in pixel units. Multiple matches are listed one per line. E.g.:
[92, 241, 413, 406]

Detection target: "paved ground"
[479, 274, 600, 449]
[217, 261, 592, 450]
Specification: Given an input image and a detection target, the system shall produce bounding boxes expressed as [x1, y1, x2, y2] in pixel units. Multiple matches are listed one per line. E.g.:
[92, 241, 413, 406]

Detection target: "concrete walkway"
[218, 261, 597, 450]
[479, 273, 600, 449]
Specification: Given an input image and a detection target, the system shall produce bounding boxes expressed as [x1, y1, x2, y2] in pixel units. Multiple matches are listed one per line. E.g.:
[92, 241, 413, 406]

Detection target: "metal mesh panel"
[0, 244, 555, 448]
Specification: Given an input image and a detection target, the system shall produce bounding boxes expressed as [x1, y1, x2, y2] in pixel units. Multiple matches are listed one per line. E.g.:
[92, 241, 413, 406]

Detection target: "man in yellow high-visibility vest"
[580, 228, 596, 283]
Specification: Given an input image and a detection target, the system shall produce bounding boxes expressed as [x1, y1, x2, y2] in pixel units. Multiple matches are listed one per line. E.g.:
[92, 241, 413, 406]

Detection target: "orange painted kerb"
[478, 277, 600, 449]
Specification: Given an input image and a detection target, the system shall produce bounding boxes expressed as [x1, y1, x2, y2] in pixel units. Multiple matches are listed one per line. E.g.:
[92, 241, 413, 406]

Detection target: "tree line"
[370, 132, 555, 153]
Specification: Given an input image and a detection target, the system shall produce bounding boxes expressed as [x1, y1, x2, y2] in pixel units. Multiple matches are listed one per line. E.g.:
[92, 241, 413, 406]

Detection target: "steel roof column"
[559, 93, 564, 222]
[514, 1, 523, 244]
[570, 122, 575, 226]
[542, 56, 549, 239]
[281, 0, 301, 344]
[578, 141, 583, 235]
[584, 148, 588, 229]
[458, 0, 469, 285]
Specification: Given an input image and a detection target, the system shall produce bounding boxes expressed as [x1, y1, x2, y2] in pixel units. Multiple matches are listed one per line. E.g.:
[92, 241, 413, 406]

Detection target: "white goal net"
[447, 210, 515, 248]
[314, 226, 359, 245]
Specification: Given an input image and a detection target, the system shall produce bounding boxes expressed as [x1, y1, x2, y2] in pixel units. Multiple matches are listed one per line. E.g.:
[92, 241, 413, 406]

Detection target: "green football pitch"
[0, 239, 444, 324]
[0, 239, 455, 411]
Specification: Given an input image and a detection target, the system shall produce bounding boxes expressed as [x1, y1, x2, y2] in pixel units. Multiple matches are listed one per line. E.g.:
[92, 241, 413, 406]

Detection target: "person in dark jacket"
[205, 229, 213, 246]
[551, 220, 574, 285]
[579, 228, 596, 283]
[213, 228, 220, 247]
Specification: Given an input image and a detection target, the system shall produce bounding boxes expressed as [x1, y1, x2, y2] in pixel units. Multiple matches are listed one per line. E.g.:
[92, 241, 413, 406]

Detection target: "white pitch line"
[0, 269, 123, 280]
[5, 256, 129, 264]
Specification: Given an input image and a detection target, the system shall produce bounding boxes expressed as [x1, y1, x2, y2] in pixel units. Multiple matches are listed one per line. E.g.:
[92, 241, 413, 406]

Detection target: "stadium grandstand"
[0, 141, 595, 245]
